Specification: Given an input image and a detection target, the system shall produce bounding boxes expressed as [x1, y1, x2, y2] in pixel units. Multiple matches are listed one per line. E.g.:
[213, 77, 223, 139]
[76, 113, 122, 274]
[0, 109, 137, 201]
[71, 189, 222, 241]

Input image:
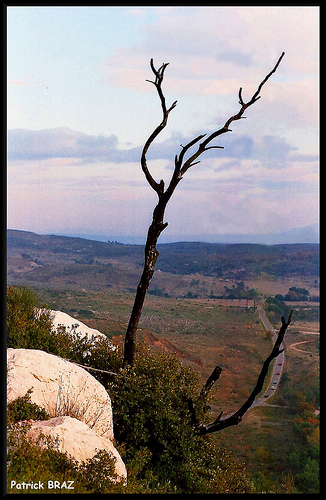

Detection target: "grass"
[31, 286, 271, 412]
[22, 283, 318, 489]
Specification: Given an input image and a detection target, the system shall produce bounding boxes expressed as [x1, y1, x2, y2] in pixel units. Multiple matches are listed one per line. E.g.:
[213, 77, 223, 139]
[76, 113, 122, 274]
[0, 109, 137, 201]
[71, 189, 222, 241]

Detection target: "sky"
[7, 6, 319, 244]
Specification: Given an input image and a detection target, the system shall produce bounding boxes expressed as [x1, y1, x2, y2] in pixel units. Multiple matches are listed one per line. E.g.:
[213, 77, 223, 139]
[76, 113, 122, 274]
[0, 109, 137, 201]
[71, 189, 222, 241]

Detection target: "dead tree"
[188, 311, 293, 434]
[123, 53, 285, 368]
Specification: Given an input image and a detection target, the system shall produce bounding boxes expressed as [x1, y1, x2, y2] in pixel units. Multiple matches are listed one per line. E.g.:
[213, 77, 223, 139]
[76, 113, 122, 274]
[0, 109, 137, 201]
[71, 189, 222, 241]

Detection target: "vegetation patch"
[6, 278, 319, 493]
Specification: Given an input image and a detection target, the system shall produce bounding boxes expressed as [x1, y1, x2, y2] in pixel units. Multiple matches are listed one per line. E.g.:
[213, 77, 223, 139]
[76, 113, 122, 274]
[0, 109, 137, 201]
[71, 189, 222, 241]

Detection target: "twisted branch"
[178, 52, 285, 178]
[141, 60, 177, 195]
[188, 310, 293, 435]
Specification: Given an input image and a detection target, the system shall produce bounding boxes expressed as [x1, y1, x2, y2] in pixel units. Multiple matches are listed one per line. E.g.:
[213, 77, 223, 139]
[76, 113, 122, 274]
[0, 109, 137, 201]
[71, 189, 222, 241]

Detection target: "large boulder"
[26, 416, 127, 482]
[7, 348, 113, 439]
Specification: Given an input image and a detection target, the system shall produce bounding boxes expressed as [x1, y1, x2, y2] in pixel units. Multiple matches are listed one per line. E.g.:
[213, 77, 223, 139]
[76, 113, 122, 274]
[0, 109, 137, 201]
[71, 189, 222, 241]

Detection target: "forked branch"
[188, 311, 293, 435]
[177, 51, 285, 178]
[122, 53, 284, 368]
[141, 59, 177, 195]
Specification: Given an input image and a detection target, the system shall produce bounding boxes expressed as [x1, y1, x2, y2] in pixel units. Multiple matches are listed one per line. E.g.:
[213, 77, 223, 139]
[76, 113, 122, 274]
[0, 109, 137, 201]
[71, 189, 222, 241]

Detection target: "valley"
[7, 229, 319, 491]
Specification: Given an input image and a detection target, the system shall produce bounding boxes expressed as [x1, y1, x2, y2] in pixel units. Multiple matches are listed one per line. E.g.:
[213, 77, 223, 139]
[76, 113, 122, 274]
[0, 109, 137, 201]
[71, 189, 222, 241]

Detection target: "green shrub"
[6, 285, 79, 358]
[6, 286, 119, 378]
[77, 309, 95, 318]
[7, 286, 54, 351]
[7, 425, 123, 493]
[6, 285, 253, 493]
[108, 347, 253, 493]
[7, 424, 77, 490]
[7, 389, 50, 424]
[76, 449, 123, 493]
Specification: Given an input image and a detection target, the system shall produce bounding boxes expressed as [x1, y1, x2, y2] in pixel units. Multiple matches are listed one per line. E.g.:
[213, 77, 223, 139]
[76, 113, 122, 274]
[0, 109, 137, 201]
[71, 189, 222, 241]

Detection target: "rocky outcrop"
[27, 416, 127, 481]
[50, 310, 107, 341]
[7, 348, 113, 439]
[7, 347, 126, 482]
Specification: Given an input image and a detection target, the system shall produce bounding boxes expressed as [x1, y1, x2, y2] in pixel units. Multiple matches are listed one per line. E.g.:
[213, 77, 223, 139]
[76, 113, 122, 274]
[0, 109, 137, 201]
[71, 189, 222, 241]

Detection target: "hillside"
[7, 230, 319, 295]
[156, 241, 319, 278]
[7, 230, 319, 492]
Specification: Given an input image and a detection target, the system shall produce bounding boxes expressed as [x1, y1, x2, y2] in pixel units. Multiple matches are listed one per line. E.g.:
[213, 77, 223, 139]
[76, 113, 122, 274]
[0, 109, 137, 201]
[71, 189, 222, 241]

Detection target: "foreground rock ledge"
[27, 415, 127, 482]
[7, 348, 127, 483]
[7, 348, 113, 438]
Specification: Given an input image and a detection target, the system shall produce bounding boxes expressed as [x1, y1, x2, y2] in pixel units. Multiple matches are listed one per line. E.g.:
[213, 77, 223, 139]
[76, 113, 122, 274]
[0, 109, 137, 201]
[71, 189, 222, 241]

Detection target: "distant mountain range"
[52, 223, 319, 245]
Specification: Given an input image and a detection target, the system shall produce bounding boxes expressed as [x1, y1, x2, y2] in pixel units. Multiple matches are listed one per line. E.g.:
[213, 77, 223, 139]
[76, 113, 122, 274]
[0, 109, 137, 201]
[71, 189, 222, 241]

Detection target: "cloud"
[99, 6, 318, 146]
[7, 127, 210, 165]
[252, 135, 297, 169]
[101, 7, 318, 88]
[217, 135, 254, 160]
[7, 128, 135, 163]
[8, 126, 317, 175]
[217, 50, 253, 67]
[8, 130, 318, 240]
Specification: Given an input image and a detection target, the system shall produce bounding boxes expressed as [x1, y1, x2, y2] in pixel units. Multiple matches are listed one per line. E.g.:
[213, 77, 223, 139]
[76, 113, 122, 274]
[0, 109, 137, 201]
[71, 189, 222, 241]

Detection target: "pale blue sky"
[7, 6, 319, 242]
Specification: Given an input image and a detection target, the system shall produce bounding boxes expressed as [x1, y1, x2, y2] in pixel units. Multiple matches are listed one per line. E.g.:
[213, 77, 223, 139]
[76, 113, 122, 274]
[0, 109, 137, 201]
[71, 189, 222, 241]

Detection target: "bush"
[108, 347, 252, 493]
[266, 296, 292, 324]
[7, 424, 78, 491]
[7, 425, 124, 493]
[7, 388, 50, 424]
[7, 286, 54, 351]
[6, 286, 120, 380]
[6, 286, 253, 493]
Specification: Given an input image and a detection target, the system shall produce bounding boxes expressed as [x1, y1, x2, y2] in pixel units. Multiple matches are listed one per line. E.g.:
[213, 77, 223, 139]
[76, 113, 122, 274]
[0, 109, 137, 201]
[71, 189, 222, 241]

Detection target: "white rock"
[27, 416, 127, 482]
[50, 310, 107, 341]
[7, 348, 113, 439]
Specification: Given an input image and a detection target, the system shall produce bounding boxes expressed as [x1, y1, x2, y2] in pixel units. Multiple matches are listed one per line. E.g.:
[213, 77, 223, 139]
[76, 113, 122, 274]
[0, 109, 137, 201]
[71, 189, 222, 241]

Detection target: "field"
[33, 286, 319, 484]
[7, 230, 319, 488]
[38, 288, 269, 408]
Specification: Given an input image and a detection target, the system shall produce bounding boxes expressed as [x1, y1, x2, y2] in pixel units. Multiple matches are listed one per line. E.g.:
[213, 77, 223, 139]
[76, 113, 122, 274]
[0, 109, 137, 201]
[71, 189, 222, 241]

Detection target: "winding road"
[252, 307, 285, 407]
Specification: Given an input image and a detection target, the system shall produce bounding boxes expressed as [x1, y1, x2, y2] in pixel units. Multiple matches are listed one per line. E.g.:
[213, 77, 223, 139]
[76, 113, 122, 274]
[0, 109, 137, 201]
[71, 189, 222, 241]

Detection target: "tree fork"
[122, 53, 284, 368]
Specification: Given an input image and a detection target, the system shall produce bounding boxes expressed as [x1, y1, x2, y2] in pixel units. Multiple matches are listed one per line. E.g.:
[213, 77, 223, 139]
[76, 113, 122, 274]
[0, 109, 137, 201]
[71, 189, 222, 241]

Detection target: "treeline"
[266, 296, 319, 325]
[148, 282, 259, 300]
[275, 286, 319, 302]
[156, 242, 319, 279]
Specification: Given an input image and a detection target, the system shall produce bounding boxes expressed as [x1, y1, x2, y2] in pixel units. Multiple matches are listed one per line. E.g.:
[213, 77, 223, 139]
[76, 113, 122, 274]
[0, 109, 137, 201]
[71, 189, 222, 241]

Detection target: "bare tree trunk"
[123, 198, 170, 367]
[122, 53, 285, 368]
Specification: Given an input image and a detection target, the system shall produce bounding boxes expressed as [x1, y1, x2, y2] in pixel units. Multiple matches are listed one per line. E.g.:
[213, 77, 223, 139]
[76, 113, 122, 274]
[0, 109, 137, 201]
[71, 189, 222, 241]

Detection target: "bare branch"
[142, 53, 285, 194]
[203, 145, 224, 151]
[140, 59, 177, 196]
[188, 310, 293, 435]
[71, 361, 117, 377]
[200, 365, 222, 397]
[251, 51, 285, 102]
[173, 134, 206, 177]
[238, 87, 245, 106]
[179, 52, 285, 176]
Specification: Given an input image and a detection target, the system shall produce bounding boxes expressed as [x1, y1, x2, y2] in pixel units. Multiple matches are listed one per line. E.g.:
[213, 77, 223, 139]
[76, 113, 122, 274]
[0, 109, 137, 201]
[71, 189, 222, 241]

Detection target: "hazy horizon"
[8, 222, 319, 246]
